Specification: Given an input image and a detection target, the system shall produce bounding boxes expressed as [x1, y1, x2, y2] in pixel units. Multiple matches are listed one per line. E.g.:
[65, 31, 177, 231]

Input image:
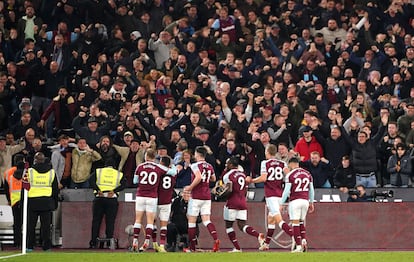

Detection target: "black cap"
[302, 125, 312, 132]
[0, 136, 6, 141]
[157, 144, 168, 150]
[88, 117, 98, 123]
[293, 4, 304, 12]
[228, 66, 238, 72]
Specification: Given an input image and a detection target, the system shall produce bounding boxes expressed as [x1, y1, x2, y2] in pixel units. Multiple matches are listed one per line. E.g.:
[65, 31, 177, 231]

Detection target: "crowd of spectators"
[1, 0, 414, 191]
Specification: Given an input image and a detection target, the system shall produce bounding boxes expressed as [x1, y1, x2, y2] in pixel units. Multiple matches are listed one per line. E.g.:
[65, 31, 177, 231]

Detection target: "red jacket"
[294, 136, 324, 161]
[41, 95, 77, 128]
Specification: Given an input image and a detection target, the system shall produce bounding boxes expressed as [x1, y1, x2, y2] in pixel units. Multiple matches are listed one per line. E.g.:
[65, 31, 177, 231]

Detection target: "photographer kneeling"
[347, 184, 372, 202]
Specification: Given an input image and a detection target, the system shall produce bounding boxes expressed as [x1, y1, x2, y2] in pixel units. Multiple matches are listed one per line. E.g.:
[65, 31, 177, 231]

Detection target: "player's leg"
[224, 206, 241, 251]
[299, 200, 310, 252]
[151, 206, 159, 251]
[140, 198, 157, 252]
[157, 204, 171, 252]
[236, 210, 265, 248]
[263, 197, 291, 249]
[275, 214, 292, 236]
[186, 198, 201, 252]
[200, 200, 219, 251]
[133, 197, 145, 251]
[151, 222, 159, 251]
[288, 200, 303, 252]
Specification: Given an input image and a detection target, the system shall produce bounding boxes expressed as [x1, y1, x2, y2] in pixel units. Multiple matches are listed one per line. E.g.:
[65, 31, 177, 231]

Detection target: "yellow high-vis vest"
[27, 168, 55, 198]
[95, 167, 123, 193]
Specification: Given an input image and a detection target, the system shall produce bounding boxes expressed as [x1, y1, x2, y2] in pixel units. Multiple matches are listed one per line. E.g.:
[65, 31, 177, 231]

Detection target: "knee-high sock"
[226, 227, 240, 250]
[299, 222, 306, 240]
[133, 223, 141, 239]
[159, 227, 167, 245]
[145, 224, 153, 240]
[266, 224, 276, 244]
[204, 221, 218, 240]
[292, 224, 301, 245]
[242, 225, 259, 238]
[279, 221, 293, 237]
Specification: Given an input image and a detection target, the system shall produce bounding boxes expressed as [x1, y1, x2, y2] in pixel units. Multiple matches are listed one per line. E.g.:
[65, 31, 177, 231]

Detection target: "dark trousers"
[90, 198, 118, 245]
[12, 203, 22, 247]
[167, 222, 200, 248]
[167, 222, 188, 247]
[27, 209, 52, 250]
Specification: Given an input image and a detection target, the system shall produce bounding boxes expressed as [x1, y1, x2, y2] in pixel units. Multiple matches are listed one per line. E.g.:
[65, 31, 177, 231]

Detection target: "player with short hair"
[280, 158, 315, 253]
[246, 144, 292, 250]
[183, 146, 220, 252]
[222, 157, 265, 252]
[152, 156, 177, 252]
[131, 149, 174, 252]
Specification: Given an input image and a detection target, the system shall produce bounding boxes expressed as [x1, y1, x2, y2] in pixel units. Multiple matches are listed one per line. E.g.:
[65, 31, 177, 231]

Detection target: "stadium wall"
[62, 201, 414, 250]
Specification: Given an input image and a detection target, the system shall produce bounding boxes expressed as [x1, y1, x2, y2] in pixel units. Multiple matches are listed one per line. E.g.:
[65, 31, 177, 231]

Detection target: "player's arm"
[166, 165, 178, 176]
[308, 182, 315, 213]
[210, 171, 216, 182]
[226, 181, 233, 193]
[133, 166, 139, 184]
[249, 161, 268, 183]
[184, 169, 202, 192]
[222, 173, 232, 192]
[280, 183, 292, 204]
[250, 172, 267, 183]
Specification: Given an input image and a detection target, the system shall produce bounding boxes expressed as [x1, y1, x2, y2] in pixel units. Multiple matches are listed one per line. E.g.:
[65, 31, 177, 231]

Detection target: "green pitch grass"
[1, 251, 414, 262]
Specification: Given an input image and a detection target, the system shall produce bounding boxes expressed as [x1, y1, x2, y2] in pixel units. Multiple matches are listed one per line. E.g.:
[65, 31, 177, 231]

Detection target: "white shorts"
[135, 197, 157, 213]
[223, 206, 247, 221]
[288, 199, 309, 221]
[187, 198, 211, 217]
[265, 197, 282, 216]
[157, 204, 171, 221]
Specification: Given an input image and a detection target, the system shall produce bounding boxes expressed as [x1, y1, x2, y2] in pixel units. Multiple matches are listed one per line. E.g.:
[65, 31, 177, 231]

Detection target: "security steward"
[26, 152, 58, 251]
[89, 159, 126, 248]
[3, 154, 26, 247]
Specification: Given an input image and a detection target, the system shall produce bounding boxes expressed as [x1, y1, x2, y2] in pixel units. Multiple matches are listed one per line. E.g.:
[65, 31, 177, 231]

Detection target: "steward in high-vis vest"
[26, 152, 58, 251]
[3, 154, 25, 247]
[89, 159, 126, 248]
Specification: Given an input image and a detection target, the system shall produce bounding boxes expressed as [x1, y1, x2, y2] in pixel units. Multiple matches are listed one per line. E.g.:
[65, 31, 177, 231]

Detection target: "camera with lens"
[370, 190, 394, 201]
[348, 189, 360, 196]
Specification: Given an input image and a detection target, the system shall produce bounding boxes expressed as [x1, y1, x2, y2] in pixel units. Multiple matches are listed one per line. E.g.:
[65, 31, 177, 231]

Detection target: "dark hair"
[227, 156, 239, 167]
[160, 156, 171, 167]
[76, 137, 86, 143]
[396, 143, 406, 151]
[288, 158, 299, 164]
[14, 154, 25, 164]
[195, 146, 207, 158]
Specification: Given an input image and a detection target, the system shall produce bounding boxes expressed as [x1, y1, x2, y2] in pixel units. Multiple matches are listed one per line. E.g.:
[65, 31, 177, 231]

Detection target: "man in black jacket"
[166, 190, 200, 251]
[341, 114, 388, 188]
